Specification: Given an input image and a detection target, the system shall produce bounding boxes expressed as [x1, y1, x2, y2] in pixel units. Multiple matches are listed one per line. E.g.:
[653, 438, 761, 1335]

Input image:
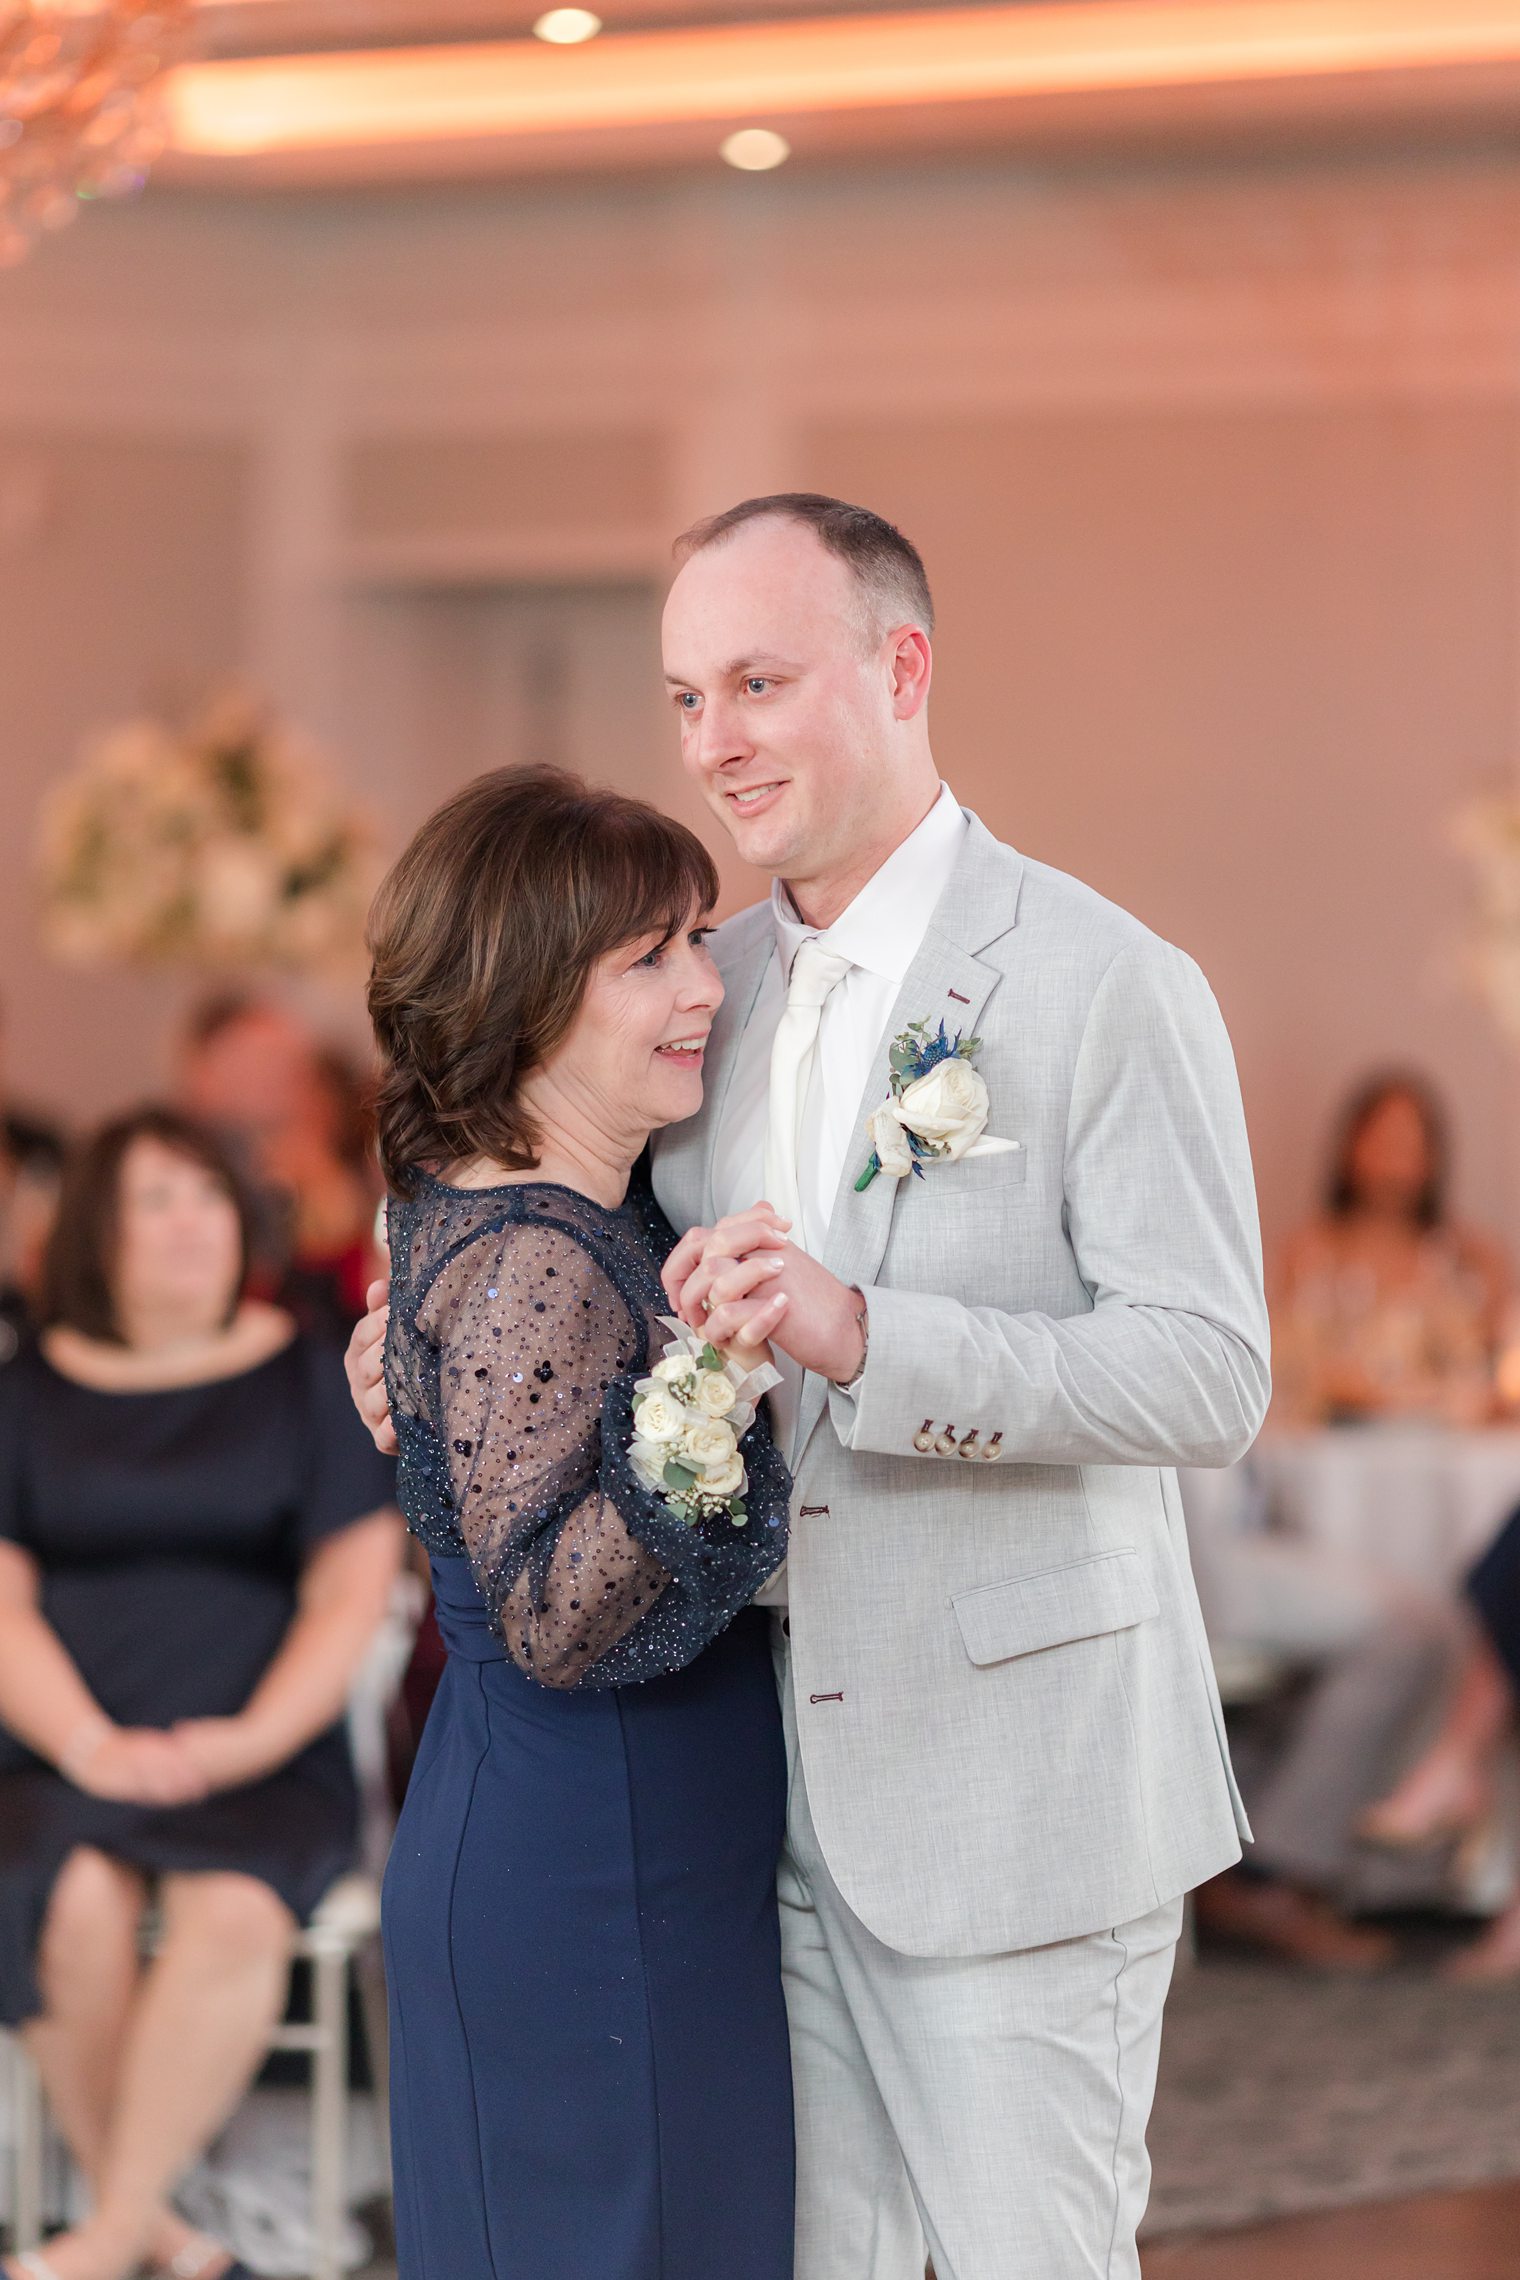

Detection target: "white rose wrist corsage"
[629, 1319, 780, 1529]
[855, 1018, 1017, 1190]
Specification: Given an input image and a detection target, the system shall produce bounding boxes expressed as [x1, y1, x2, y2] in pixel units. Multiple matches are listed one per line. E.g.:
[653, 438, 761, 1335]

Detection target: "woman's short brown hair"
[1326, 1069, 1449, 1231]
[367, 765, 720, 1197]
[41, 1107, 253, 1344]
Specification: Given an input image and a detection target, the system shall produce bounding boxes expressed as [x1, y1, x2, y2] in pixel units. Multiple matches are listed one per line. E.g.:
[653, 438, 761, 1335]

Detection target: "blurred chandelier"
[0, 1, 194, 266]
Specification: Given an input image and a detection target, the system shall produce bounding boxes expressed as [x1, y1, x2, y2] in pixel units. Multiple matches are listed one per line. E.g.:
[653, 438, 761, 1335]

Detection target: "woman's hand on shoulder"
[345, 1277, 397, 1454]
[71, 1726, 210, 1807]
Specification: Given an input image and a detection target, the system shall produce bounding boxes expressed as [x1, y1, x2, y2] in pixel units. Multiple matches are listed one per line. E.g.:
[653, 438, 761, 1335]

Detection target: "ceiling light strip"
[166, 0, 1520, 157]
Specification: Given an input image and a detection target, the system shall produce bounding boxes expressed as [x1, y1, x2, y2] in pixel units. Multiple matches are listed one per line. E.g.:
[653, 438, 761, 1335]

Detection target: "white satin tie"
[762, 937, 853, 1254]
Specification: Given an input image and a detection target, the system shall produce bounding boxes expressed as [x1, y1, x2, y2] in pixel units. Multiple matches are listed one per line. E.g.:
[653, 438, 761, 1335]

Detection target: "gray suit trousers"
[778, 1636, 1182, 2280]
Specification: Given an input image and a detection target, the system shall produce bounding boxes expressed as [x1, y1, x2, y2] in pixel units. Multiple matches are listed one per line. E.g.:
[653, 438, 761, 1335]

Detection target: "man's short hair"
[673, 492, 935, 643]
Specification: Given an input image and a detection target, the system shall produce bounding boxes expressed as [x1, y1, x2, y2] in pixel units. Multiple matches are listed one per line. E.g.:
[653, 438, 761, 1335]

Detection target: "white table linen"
[1184, 1425, 1520, 1592]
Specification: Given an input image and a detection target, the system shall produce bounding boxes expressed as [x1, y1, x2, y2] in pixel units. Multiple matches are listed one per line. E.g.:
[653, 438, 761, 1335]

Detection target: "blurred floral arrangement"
[36, 691, 381, 975]
[1453, 793, 1520, 1048]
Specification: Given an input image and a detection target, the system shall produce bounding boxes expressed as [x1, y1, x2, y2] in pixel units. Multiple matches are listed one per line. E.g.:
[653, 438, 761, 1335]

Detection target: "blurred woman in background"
[1272, 1071, 1510, 1427]
[0, 1108, 401, 2280]
[178, 995, 383, 1343]
[262, 1043, 384, 1340]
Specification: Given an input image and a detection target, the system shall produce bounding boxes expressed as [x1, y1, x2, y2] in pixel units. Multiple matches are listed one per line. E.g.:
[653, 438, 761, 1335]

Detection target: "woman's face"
[113, 1136, 243, 1337]
[1347, 1091, 1434, 1213]
[537, 907, 724, 1144]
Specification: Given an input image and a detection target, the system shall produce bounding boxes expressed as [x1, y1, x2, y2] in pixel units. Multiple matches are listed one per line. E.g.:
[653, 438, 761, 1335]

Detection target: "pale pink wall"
[803, 403, 1518, 1262]
[0, 434, 248, 1121]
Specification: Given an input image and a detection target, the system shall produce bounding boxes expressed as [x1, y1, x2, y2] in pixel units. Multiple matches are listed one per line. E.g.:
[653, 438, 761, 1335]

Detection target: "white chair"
[2, 2025, 46, 2255]
[4, 1870, 385, 2280]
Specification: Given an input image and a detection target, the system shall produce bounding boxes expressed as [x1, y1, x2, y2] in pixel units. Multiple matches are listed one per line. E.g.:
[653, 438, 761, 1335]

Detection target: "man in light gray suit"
[652, 495, 1268, 2279]
[348, 493, 1268, 2277]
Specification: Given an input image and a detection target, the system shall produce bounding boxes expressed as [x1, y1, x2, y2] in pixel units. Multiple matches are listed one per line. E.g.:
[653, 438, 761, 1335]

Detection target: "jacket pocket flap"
[951, 1549, 1159, 1667]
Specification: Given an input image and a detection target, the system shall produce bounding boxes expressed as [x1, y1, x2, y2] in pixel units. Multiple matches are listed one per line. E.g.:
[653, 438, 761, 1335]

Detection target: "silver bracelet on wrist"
[830, 1289, 870, 1393]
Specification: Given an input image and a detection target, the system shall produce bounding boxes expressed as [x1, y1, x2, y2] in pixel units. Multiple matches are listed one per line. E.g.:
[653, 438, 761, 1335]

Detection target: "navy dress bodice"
[379, 1164, 795, 2280]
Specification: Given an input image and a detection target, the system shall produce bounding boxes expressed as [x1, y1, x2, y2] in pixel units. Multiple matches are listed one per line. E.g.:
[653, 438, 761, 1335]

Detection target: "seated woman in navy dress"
[368, 766, 794, 2280]
[0, 1108, 402, 2280]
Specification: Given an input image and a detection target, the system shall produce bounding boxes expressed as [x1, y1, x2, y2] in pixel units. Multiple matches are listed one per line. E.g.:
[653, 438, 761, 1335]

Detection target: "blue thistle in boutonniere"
[854, 1019, 1015, 1190]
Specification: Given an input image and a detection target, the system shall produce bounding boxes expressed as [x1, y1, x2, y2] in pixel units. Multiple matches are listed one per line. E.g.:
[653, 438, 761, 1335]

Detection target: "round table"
[1182, 1427, 1520, 1911]
[1232, 1425, 1520, 1587]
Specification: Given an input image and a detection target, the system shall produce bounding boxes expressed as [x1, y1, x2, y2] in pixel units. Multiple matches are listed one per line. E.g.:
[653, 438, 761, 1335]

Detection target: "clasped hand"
[660, 1204, 867, 1386]
[342, 1201, 869, 1461]
[70, 1717, 269, 1806]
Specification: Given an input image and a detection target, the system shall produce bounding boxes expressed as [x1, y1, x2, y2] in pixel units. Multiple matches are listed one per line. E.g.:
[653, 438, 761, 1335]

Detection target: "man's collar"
[770, 782, 967, 983]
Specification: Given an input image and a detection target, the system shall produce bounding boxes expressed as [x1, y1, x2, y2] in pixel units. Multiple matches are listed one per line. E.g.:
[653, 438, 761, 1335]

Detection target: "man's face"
[661, 517, 905, 887]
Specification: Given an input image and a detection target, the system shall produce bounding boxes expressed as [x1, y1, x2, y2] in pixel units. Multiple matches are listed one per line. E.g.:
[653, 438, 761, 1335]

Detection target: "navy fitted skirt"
[382, 1555, 794, 2280]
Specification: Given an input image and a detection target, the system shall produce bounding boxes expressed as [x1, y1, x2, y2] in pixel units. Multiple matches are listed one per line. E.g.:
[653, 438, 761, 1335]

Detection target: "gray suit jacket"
[652, 812, 1268, 1958]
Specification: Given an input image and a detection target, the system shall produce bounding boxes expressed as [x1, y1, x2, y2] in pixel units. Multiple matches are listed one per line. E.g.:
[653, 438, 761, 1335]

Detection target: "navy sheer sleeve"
[385, 1180, 789, 1690]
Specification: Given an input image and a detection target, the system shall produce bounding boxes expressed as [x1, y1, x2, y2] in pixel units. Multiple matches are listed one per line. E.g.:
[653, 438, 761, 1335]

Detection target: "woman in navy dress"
[0, 1108, 400, 2280]
[368, 767, 795, 2280]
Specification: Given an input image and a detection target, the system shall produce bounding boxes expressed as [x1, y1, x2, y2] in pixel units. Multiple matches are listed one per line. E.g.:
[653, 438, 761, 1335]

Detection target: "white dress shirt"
[711, 784, 968, 1596]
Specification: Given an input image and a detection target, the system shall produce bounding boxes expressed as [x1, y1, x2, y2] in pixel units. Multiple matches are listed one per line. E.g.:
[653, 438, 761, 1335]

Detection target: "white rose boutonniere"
[856, 1018, 1017, 1190]
[629, 1319, 781, 1530]
[897, 1056, 989, 1157]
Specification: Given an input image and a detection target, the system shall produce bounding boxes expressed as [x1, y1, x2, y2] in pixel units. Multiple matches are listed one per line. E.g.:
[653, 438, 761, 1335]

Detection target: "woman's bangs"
[588, 814, 719, 960]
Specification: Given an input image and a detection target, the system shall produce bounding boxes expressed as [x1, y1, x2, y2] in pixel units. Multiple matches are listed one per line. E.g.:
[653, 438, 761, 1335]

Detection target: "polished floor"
[1143, 2182, 1520, 2279]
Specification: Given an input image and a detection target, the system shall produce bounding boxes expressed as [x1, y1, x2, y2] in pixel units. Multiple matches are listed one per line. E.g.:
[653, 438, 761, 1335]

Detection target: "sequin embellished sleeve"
[420, 1217, 789, 1689]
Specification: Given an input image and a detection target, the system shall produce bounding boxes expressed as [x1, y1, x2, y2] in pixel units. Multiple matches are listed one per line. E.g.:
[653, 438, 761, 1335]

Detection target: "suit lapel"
[792, 818, 1026, 1459]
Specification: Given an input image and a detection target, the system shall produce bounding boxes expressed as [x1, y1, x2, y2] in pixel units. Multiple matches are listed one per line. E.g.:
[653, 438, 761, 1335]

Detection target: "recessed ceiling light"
[533, 7, 602, 42]
[720, 127, 791, 171]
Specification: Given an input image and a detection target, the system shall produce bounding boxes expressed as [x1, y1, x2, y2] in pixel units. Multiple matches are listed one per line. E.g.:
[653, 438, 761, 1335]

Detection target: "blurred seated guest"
[1272, 1071, 1510, 1427]
[178, 993, 381, 1340]
[176, 992, 312, 1296]
[1362, 1502, 1520, 1980]
[263, 1042, 382, 1339]
[0, 1108, 401, 2280]
[0, 993, 66, 1358]
[1186, 1466, 1462, 1968]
